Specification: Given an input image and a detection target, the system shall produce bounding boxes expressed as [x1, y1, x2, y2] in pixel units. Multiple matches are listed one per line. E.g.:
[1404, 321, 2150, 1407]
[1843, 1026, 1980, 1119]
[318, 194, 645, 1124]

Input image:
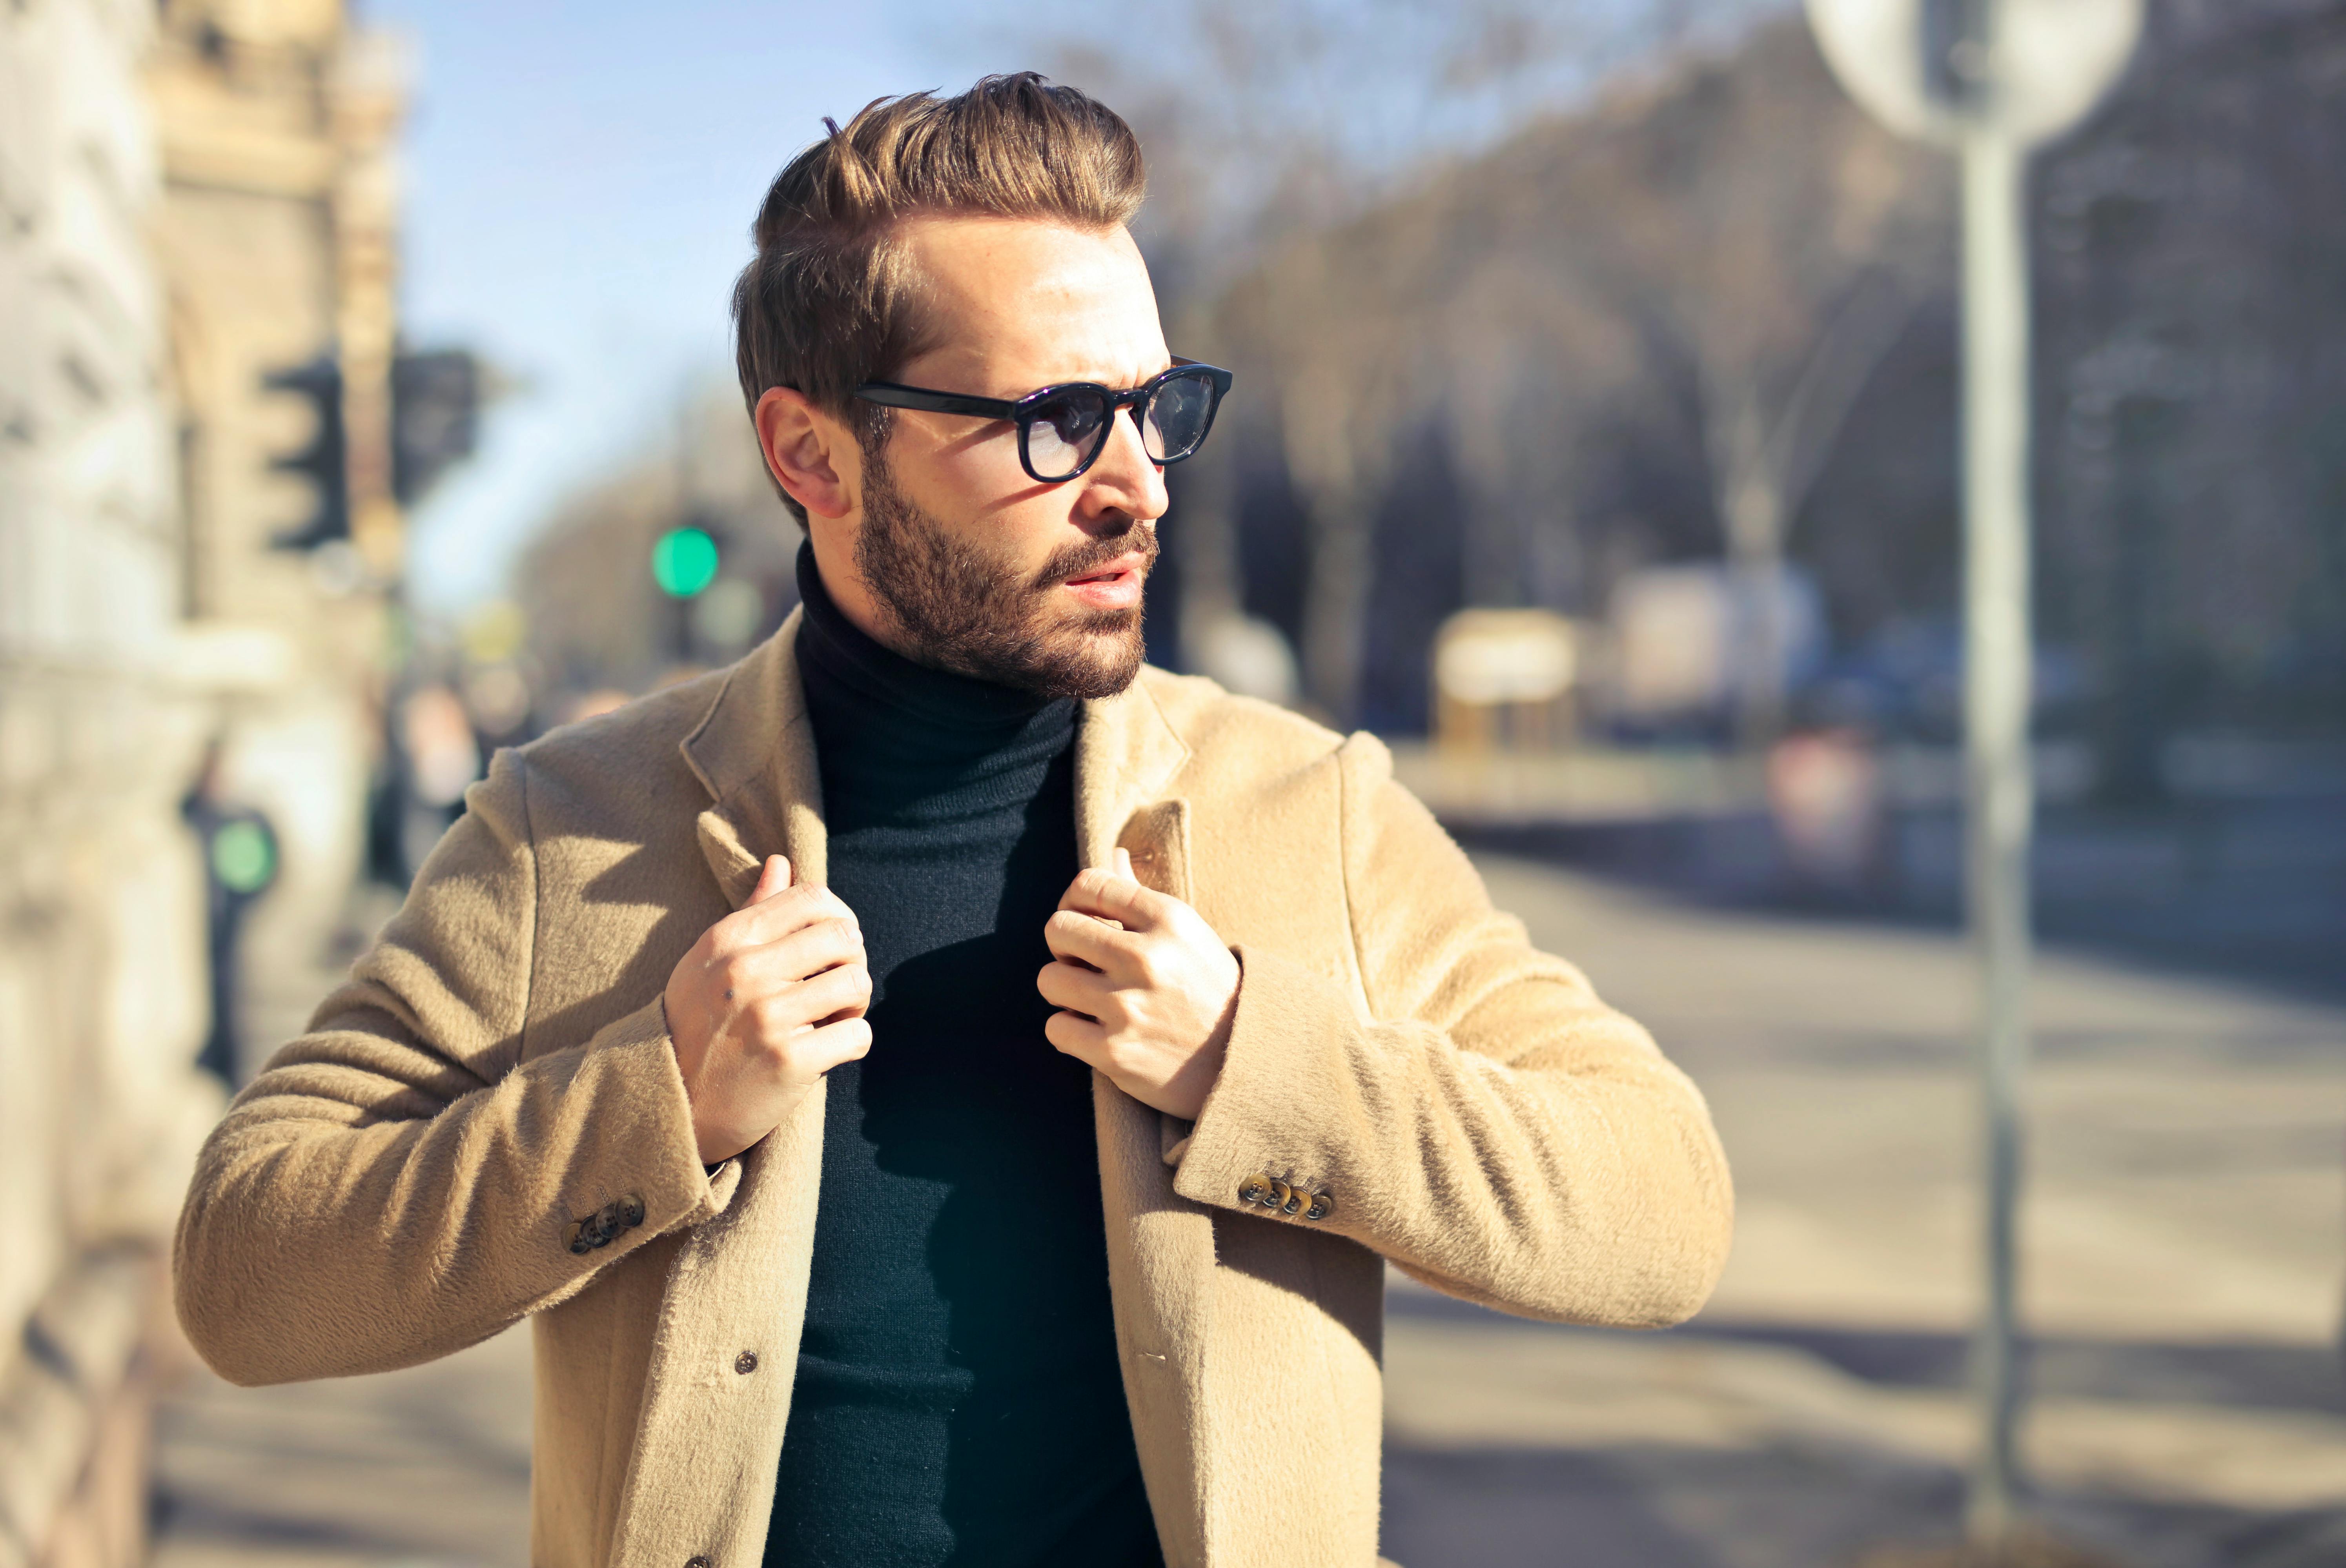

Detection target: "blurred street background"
[4, 2, 2342, 1566]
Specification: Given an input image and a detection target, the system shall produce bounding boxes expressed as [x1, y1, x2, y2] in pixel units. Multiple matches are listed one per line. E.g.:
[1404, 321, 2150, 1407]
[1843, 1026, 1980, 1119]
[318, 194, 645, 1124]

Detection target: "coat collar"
[679, 608, 1192, 906]
[681, 608, 824, 906]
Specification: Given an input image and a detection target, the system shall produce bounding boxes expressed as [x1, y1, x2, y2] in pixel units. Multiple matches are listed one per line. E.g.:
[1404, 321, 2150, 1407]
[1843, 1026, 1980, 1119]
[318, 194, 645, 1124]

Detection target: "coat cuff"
[558, 998, 738, 1264]
[1169, 944, 1361, 1221]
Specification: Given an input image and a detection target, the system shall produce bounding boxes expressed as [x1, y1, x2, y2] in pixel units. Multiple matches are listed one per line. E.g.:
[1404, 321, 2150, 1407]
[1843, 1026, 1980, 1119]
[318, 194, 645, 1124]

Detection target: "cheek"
[893, 426, 1090, 585]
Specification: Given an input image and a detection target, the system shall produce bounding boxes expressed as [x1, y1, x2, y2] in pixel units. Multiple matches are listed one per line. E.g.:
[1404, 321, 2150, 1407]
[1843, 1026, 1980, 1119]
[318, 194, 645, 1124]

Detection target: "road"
[153, 854, 2346, 1567]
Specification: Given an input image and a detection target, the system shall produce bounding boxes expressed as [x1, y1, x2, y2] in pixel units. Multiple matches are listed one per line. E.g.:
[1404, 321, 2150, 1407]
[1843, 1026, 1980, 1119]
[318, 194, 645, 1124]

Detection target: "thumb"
[1113, 847, 1136, 882]
[750, 854, 792, 904]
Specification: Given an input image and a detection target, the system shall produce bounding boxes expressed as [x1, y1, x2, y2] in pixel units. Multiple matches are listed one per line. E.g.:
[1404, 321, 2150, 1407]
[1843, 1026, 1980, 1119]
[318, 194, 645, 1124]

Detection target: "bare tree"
[1040, 0, 1769, 719]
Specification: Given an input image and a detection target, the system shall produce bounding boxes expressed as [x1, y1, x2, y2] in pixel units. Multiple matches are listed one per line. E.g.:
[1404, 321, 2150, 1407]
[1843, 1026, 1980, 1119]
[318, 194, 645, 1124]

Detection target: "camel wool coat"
[174, 614, 1734, 1568]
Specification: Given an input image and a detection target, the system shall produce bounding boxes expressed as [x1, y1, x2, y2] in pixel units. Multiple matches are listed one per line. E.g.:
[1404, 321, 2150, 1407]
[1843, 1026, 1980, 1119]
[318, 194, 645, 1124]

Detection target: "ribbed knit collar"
[792, 541, 1075, 773]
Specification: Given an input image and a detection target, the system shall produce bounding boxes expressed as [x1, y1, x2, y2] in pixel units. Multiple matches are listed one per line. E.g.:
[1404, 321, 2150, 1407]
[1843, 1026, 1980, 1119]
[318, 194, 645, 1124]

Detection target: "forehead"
[896, 215, 1165, 387]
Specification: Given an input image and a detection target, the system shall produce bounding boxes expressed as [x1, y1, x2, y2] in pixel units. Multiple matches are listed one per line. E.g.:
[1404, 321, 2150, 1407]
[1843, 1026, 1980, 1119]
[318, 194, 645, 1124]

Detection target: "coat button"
[1267, 1180, 1294, 1214]
[734, 1351, 758, 1375]
[621, 1194, 647, 1227]
[686, 1557, 713, 1568]
[1304, 1192, 1334, 1222]
[1237, 1173, 1275, 1206]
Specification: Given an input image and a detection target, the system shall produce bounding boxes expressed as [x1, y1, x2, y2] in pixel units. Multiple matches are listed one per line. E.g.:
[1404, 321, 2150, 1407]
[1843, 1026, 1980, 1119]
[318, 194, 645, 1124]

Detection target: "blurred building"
[0, 4, 214, 1563]
[0, 1, 415, 1562]
[149, 0, 410, 1042]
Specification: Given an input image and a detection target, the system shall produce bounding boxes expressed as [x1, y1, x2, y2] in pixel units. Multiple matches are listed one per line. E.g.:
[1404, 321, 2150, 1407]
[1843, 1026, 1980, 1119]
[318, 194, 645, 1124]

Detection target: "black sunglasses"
[856, 359, 1235, 484]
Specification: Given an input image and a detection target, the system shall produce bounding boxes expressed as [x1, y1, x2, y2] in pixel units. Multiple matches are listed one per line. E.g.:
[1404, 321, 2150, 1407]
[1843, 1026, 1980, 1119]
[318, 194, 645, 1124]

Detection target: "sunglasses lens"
[1024, 388, 1110, 479]
[1143, 371, 1219, 463]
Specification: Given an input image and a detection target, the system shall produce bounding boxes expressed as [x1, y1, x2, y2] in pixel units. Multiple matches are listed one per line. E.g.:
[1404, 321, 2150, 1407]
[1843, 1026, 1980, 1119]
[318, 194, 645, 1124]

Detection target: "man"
[175, 75, 1732, 1568]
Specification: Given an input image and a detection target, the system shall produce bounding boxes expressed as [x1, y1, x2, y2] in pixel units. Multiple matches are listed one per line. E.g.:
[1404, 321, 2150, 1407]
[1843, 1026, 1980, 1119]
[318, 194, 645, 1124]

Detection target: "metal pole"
[1960, 66, 2035, 1553]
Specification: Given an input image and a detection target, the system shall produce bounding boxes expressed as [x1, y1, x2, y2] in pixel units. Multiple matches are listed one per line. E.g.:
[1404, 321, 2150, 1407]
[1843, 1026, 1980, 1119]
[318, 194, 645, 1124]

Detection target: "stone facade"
[0, 3, 219, 1563]
[0, 0, 409, 1562]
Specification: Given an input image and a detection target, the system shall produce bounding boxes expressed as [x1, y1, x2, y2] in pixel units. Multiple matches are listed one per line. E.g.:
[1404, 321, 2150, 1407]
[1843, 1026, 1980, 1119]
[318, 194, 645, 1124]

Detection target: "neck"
[793, 542, 1065, 743]
[805, 526, 911, 663]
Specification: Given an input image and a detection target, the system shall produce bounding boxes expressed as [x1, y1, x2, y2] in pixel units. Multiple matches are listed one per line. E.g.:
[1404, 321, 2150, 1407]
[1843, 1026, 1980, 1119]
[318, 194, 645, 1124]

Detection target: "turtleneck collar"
[792, 540, 1075, 773]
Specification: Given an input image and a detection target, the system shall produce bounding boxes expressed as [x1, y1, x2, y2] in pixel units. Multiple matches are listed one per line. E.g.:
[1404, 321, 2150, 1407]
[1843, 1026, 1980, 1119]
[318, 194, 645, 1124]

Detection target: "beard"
[852, 445, 1157, 700]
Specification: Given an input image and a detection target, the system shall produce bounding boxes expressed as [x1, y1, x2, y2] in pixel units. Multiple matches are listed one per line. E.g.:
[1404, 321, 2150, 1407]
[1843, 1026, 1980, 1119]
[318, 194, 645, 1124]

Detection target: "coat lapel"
[630, 638, 1223, 1566]
[612, 616, 832, 1567]
[683, 607, 828, 899]
[1076, 681, 1220, 1566]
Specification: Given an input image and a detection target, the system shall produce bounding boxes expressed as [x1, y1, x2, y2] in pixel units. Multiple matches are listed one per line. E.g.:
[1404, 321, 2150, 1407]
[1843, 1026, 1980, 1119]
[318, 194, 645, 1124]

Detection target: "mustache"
[1032, 521, 1158, 590]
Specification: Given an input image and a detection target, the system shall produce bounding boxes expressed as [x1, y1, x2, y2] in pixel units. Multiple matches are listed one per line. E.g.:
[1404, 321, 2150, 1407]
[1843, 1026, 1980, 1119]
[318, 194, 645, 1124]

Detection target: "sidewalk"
[1379, 854, 2346, 1568]
[150, 856, 2346, 1566]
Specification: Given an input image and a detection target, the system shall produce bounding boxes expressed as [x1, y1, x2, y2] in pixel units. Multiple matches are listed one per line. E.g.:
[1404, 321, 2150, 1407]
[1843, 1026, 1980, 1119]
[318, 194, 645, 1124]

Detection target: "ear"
[755, 386, 856, 521]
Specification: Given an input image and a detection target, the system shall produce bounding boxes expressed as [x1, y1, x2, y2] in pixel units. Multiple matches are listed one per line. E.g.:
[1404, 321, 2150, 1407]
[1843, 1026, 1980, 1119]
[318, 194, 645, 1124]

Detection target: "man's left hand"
[1038, 854, 1239, 1121]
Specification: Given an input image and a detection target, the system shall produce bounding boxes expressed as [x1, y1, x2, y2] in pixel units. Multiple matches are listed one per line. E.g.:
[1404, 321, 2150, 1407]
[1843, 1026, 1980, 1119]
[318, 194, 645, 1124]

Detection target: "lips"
[1060, 554, 1148, 609]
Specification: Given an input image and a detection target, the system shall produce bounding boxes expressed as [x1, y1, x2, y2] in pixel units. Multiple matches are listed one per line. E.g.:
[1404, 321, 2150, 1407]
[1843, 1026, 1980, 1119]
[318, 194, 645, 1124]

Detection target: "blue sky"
[370, 1, 1754, 614]
[372, 1, 1038, 612]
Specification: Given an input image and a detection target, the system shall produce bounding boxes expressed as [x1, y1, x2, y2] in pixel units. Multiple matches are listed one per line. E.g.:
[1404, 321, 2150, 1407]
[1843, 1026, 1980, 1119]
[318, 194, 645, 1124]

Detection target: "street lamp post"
[1804, 0, 2142, 1552]
[1958, 87, 2033, 1543]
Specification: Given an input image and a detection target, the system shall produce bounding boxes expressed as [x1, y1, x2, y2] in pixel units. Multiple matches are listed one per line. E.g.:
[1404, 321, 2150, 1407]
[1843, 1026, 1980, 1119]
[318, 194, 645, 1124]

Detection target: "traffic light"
[392, 348, 481, 506]
[652, 525, 721, 598]
[262, 355, 349, 550]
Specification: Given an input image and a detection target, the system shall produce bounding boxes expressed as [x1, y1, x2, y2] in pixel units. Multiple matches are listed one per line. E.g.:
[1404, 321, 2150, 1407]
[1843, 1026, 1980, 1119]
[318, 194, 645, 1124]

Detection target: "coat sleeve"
[172, 749, 730, 1386]
[1170, 734, 1733, 1327]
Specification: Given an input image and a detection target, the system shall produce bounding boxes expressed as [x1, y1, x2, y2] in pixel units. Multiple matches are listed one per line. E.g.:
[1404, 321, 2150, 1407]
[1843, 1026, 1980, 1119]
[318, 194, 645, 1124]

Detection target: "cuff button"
[1237, 1173, 1276, 1206]
[1304, 1193, 1333, 1222]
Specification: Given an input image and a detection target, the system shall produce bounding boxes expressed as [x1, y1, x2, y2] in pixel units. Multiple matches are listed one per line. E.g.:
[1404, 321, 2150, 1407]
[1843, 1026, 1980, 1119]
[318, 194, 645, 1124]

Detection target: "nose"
[1078, 401, 1169, 524]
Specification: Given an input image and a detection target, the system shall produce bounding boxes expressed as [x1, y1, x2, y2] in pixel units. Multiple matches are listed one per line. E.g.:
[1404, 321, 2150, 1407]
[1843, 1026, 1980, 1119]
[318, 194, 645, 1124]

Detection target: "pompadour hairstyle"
[730, 73, 1148, 524]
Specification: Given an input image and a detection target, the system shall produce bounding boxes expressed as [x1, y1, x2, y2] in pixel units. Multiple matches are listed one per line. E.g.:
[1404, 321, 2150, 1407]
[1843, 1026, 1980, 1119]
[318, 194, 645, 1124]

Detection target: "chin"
[1018, 611, 1147, 700]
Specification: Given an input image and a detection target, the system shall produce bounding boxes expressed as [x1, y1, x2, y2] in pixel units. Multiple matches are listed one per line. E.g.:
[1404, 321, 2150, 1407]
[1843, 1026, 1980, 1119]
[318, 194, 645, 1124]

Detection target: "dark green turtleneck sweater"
[765, 546, 1160, 1568]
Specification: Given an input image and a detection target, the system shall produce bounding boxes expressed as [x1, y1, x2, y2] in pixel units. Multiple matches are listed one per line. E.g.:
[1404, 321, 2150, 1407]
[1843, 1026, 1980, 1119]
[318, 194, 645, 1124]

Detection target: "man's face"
[825, 217, 1172, 698]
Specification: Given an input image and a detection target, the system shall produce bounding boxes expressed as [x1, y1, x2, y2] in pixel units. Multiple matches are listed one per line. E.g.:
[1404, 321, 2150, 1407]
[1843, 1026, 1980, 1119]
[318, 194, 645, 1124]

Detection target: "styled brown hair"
[731, 73, 1148, 523]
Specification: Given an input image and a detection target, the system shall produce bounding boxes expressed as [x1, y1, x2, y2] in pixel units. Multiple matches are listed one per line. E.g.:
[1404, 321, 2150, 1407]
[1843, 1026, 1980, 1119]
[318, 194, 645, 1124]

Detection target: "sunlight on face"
[847, 217, 1173, 695]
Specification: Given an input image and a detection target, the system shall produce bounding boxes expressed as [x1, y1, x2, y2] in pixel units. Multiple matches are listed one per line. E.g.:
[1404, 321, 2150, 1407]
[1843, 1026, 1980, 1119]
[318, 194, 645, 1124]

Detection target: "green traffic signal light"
[651, 526, 720, 598]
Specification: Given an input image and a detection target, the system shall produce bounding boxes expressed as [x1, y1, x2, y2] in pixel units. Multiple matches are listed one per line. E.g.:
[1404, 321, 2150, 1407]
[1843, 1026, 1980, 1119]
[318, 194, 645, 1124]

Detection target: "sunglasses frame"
[856, 357, 1235, 484]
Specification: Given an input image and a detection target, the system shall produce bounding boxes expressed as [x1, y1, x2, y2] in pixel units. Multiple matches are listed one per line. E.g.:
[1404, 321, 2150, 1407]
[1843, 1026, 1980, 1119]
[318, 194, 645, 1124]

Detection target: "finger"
[748, 854, 792, 905]
[718, 879, 858, 952]
[1058, 866, 1166, 932]
[710, 923, 860, 1006]
[726, 915, 864, 989]
[1036, 958, 1111, 1018]
[752, 962, 871, 1035]
[1041, 908, 1132, 972]
[1043, 1008, 1108, 1067]
[798, 1015, 873, 1075]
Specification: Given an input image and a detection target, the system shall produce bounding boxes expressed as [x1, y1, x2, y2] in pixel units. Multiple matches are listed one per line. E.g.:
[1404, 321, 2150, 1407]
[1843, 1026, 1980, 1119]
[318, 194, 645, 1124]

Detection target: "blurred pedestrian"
[173, 76, 1732, 1568]
[181, 739, 279, 1086]
[1768, 723, 1889, 902]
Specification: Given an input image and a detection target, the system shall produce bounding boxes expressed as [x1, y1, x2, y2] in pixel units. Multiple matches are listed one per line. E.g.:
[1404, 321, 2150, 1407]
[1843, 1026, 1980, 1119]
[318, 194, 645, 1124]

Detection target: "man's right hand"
[663, 854, 871, 1165]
